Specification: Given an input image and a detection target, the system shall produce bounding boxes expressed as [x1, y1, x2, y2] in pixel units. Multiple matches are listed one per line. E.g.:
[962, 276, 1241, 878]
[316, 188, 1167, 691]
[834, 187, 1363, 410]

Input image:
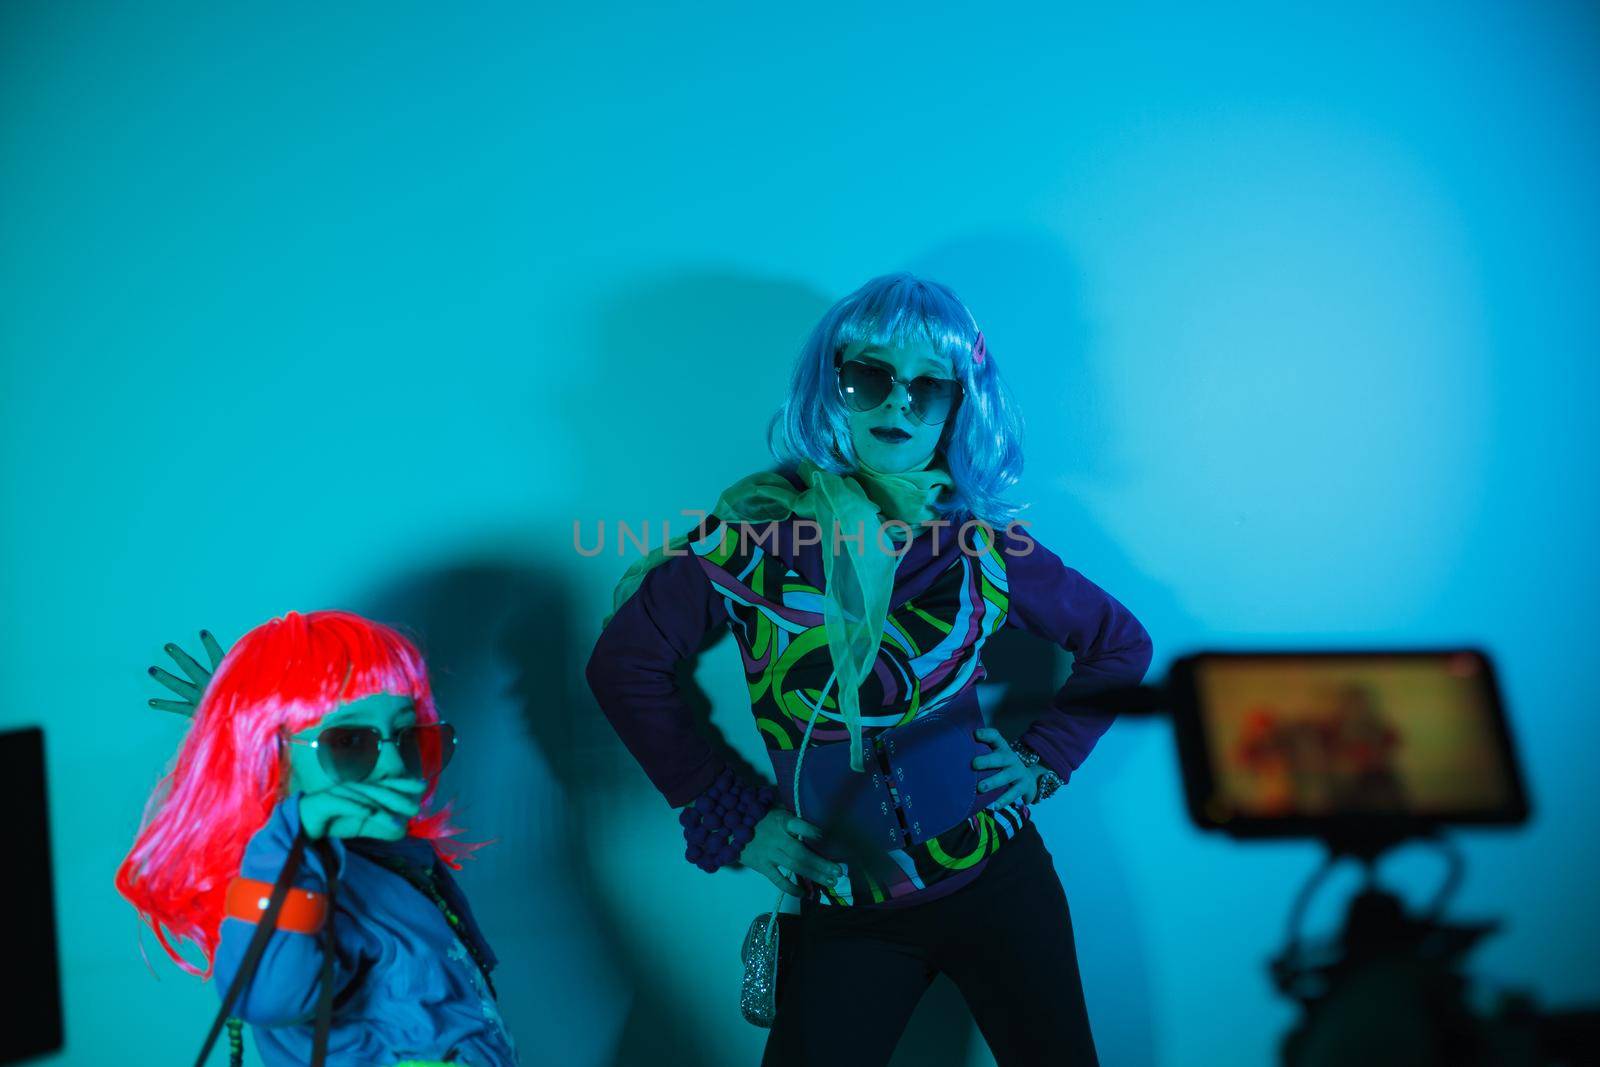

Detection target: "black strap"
[193, 831, 307, 1066]
[193, 831, 340, 1067]
[310, 837, 339, 1063]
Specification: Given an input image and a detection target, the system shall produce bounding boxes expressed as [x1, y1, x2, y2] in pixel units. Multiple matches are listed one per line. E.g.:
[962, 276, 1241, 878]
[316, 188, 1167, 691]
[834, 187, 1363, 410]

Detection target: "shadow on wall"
[559, 269, 830, 497]
[910, 231, 1125, 488]
[363, 561, 727, 1067]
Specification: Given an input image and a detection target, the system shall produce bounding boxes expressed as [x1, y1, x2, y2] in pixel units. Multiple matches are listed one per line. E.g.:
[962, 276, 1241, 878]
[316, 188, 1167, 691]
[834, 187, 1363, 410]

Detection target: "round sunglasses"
[834, 354, 963, 426]
[288, 722, 458, 784]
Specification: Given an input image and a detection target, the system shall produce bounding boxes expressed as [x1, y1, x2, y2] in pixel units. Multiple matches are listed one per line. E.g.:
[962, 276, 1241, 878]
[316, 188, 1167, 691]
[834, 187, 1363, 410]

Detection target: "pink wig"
[115, 610, 475, 977]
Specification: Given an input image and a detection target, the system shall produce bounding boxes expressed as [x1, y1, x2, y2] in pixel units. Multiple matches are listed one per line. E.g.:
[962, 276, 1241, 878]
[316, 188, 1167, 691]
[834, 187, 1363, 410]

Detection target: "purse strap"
[193, 829, 340, 1067]
[761, 667, 839, 945]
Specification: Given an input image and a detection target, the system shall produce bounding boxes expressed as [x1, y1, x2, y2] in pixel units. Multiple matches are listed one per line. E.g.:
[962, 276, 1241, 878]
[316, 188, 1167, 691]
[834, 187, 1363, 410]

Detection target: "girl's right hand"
[738, 809, 844, 897]
[146, 630, 228, 718]
[299, 779, 427, 841]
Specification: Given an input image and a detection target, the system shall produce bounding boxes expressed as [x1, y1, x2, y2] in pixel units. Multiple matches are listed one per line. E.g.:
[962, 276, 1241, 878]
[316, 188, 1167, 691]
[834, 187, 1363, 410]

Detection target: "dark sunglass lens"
[908, 378, 959, 425]
[399, 724, 457, 778]
[838, 360, 892, 412]
[317, 726, 380, 783]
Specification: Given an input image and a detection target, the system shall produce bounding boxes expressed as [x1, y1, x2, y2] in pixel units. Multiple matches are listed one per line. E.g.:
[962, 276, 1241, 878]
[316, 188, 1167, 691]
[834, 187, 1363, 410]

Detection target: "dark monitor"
[1169, 649, 1530, 840]
[1, 727, 64, 1062]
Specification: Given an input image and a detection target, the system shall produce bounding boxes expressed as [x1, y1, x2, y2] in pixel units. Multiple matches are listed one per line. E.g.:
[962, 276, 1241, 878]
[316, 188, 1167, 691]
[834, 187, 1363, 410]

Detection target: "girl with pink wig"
[116, 609, 519, 1066]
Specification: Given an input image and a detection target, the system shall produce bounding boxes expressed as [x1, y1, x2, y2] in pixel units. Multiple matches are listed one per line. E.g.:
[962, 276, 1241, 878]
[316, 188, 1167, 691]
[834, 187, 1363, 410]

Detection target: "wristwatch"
[1008, 738, 1064, 803]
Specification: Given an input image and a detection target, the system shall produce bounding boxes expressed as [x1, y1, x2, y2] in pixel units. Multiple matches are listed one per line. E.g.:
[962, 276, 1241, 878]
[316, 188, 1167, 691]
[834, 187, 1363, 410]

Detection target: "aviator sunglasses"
[288, 722, 458, 784]
[834, 352, 964, 426]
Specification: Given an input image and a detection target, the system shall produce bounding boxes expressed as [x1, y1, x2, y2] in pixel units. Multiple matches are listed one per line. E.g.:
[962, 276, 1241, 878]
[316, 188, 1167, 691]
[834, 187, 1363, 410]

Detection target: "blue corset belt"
[765, 687, 1011, 863]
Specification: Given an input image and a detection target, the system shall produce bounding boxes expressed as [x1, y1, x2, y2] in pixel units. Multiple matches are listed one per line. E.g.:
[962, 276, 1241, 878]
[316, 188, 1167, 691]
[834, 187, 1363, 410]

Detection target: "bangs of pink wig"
[114, 609, 478, 978]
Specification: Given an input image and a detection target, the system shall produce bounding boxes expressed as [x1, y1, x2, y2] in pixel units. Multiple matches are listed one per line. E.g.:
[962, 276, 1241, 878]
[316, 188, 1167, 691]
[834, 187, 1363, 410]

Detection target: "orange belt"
[224, 876, 328, 935]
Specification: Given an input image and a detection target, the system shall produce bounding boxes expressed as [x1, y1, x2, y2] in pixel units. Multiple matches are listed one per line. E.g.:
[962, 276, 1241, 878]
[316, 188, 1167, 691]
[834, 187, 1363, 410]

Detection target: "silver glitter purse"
[738, 897, 790, 1026]
[738, 668, 838, 1027]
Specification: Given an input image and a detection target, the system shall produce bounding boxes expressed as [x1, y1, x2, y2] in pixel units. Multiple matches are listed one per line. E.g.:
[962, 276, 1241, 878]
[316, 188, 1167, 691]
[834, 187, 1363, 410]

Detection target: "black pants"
[760, 820, 1099, 1067]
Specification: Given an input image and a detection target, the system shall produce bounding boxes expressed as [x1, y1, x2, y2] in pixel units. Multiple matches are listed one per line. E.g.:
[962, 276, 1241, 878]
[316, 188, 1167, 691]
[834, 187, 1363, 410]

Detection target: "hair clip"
[972, 331, 987, 367]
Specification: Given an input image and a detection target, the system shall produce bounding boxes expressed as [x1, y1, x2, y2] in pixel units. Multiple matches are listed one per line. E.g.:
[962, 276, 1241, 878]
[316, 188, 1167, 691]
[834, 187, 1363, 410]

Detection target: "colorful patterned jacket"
[585, 467, 1154, 907]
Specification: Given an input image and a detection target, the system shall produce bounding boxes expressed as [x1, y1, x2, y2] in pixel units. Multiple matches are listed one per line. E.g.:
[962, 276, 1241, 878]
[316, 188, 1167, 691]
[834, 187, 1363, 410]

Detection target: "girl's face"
[285, 691, 422, 795]
[837, 337, 955, 474]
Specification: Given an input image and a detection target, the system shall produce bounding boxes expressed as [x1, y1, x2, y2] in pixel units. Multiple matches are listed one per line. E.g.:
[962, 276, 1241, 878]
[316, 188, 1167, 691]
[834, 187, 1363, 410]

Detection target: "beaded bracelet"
[1009, 738, 1065, 803]
[678, 767, 775, 873]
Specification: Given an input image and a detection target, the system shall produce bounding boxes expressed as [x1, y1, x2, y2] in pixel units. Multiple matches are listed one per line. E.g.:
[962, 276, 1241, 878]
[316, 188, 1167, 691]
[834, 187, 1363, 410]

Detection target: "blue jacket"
[213, 794, 519, 1066]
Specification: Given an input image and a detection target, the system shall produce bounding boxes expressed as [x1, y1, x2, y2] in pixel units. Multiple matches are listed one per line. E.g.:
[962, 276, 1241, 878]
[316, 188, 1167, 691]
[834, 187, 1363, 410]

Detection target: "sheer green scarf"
[602, 454, 956, 773]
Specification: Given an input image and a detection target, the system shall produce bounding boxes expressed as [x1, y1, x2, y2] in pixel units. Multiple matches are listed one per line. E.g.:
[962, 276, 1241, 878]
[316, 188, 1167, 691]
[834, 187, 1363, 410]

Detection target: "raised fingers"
[164, 643, 211, 687]
[147, 665, 199, 701]
[199, 630, 227, 670]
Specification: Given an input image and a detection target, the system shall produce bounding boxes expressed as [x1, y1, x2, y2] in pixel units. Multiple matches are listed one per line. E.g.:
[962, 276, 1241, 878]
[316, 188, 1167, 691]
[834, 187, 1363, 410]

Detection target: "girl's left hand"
[972, 727, 1041, 807]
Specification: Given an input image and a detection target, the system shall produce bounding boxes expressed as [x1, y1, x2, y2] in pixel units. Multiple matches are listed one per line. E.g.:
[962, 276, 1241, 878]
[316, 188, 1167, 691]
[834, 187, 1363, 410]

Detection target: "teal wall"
[3, 3, 1597, 1064]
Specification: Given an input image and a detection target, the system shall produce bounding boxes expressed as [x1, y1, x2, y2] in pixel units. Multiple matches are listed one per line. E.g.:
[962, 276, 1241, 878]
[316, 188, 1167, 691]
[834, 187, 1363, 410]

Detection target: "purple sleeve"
[585, 545, 734, 807]
[1000, 527, 1155, 783]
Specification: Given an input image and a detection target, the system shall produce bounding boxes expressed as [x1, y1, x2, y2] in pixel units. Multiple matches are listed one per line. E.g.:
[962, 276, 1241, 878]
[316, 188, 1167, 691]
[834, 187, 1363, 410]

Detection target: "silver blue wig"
[767, 271, 1027, 525]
